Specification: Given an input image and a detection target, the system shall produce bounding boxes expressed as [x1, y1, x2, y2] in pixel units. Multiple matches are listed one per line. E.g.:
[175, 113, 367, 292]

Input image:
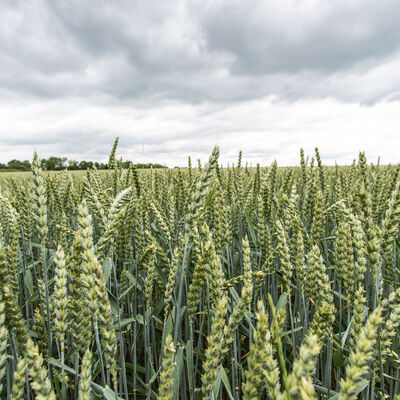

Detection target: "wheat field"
[0, 140, 399, 399]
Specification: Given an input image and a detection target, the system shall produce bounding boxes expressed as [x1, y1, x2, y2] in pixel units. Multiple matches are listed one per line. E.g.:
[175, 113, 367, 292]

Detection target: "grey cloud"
[202, 1, 400, 75]
[0, 1, 399, 166]
[0, 97, 398, 166]
[1, 0, 400, 104]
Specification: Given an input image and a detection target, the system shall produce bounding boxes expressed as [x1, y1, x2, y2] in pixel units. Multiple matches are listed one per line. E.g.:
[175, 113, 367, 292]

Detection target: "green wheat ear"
[285, 333, 321, 399]
[0, 294, 8, 396]
[79, 348, 92, 400]
[10, 358, 27, 400]
[25, 338, 56, 399]
[158, 334, 176, 400]
[243, 300, 269, 400]
[339, 307, 383, 400]
[52, 245, 69, 346]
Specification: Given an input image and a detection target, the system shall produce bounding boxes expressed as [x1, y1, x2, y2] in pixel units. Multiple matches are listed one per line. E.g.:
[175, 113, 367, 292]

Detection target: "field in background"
[0, 169, 100, 179]
[0, 145, 399, 399]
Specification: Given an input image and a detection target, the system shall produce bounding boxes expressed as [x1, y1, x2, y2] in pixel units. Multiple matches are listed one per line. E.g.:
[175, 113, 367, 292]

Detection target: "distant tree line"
[0, 157, 167, 171]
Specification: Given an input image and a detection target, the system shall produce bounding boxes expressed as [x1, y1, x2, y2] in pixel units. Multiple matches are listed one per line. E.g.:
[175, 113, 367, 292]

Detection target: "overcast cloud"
[0, 0, 399, 166]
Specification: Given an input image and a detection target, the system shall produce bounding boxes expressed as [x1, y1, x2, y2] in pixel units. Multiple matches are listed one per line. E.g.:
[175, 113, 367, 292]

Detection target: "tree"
[68, 160, 79, 170]
[7, 159, 30, 170]
[79, 160, 93, 170]
[21, 160, 31, 170]
[44, 157, 67, 170]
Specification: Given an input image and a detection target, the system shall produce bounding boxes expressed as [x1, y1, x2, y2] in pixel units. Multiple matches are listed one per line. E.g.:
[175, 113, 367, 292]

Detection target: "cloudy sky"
[0, 0, 399, 166]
